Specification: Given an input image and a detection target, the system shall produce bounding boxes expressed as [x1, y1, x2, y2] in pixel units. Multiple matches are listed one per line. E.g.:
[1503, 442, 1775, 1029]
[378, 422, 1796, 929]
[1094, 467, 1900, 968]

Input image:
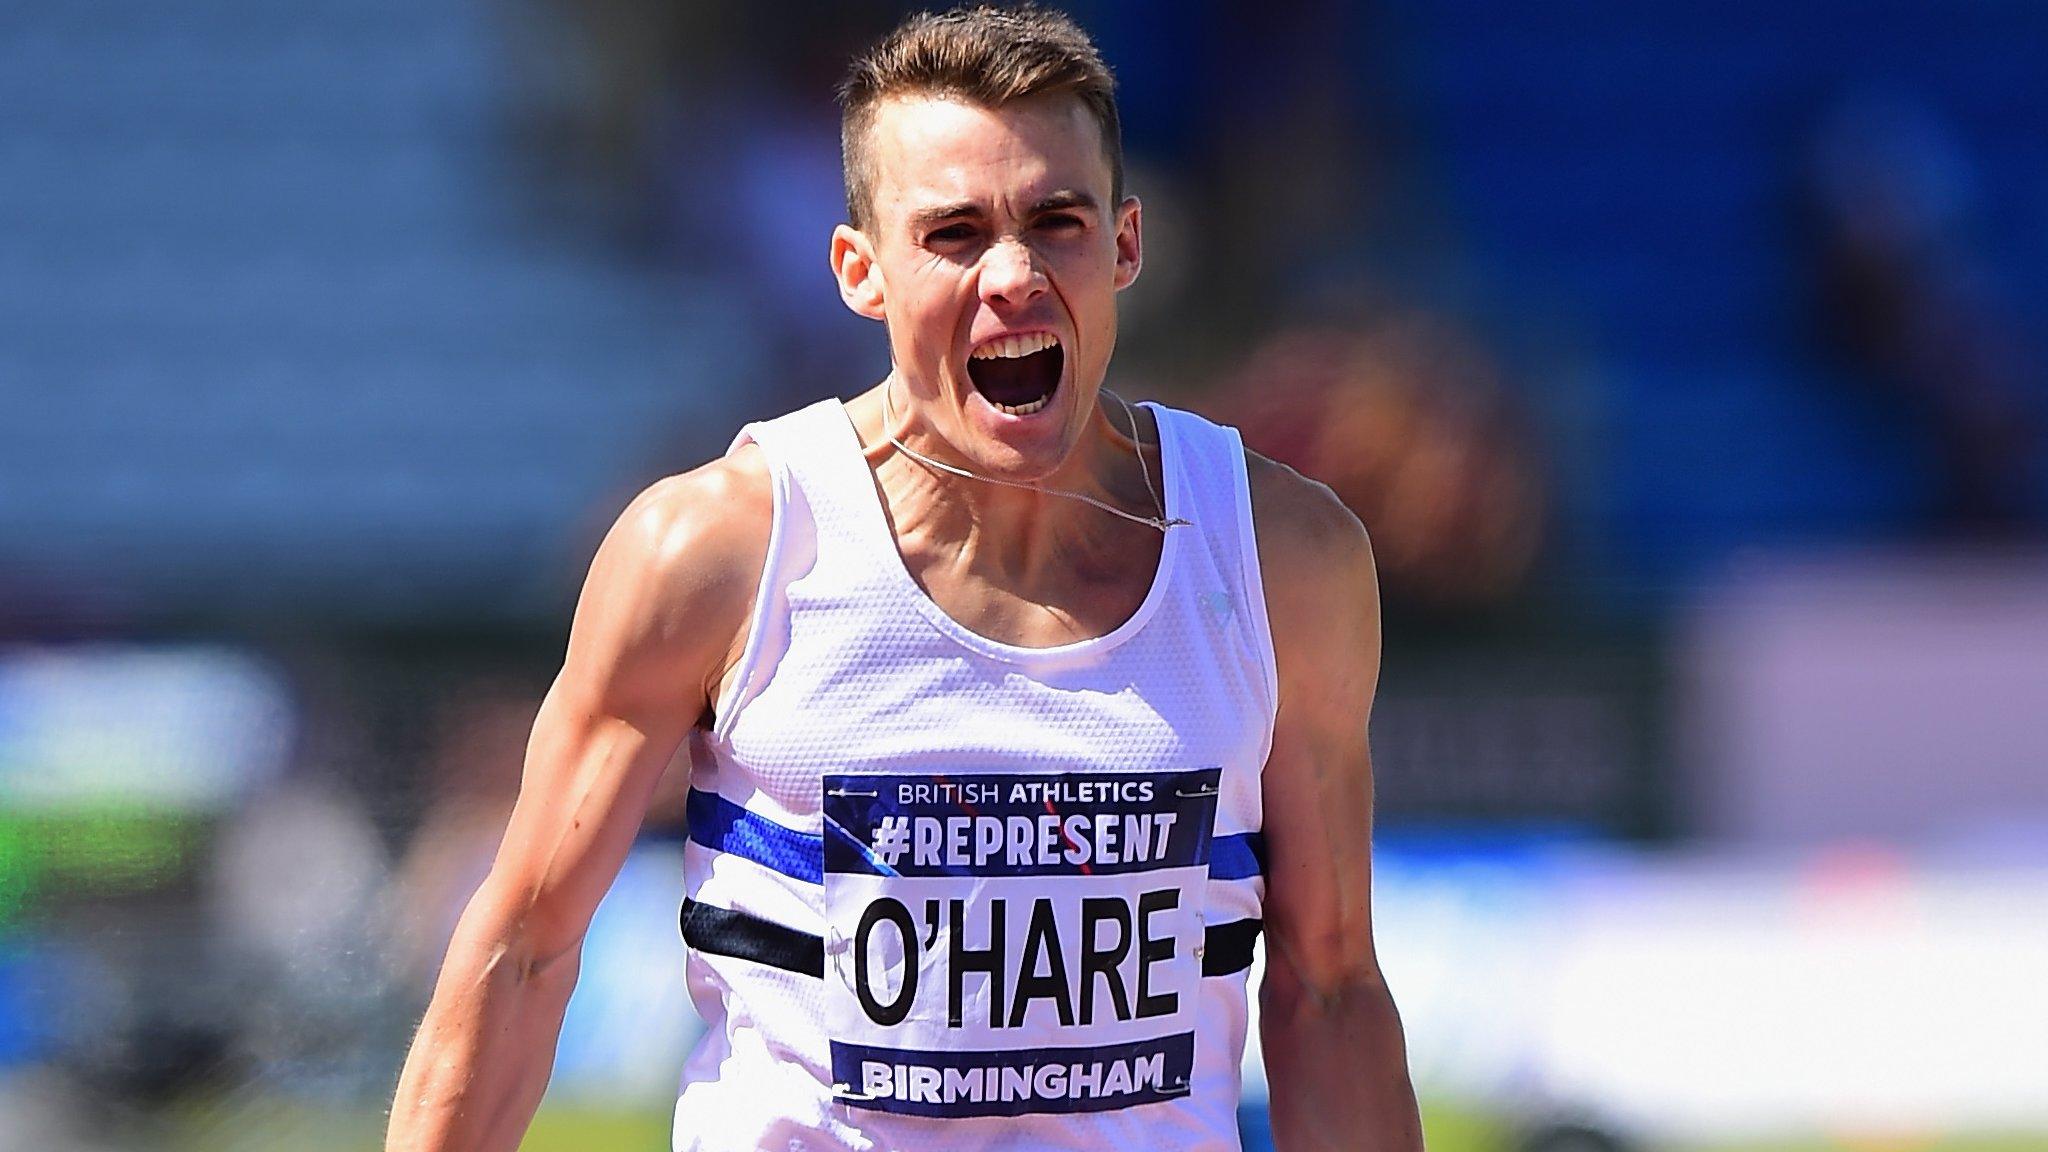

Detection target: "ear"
[831, 224, 887, 320]
[1112, 195, 1143, 292]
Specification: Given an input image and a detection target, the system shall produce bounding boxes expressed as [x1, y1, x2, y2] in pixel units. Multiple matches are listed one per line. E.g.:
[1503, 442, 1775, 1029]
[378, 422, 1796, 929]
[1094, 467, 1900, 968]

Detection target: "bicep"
[1257, 481, 1385, 997]
[470, 469, 764, 962]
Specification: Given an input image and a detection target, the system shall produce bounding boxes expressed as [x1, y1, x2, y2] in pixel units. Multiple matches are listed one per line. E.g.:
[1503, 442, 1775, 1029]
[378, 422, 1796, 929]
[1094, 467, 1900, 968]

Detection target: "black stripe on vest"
[679, 898, 826, 978]
[679, 899, 1263, 980]
[1198, 916, 1263, 977]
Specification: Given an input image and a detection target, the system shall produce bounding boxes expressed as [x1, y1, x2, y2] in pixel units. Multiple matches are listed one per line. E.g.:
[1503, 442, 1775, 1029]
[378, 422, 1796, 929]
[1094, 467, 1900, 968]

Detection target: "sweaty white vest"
[674, 398, 1276, 1152]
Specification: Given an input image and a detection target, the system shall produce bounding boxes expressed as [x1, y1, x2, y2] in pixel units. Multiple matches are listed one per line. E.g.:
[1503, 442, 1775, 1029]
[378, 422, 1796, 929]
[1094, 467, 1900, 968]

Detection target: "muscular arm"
[385, 453, 769, 1152]
[1251, 457, 1424, 1152]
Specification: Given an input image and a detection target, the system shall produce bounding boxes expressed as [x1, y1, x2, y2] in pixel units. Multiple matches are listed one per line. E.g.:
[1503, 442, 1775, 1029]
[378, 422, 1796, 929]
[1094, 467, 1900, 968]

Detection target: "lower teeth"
[993, 395, 1050, 416]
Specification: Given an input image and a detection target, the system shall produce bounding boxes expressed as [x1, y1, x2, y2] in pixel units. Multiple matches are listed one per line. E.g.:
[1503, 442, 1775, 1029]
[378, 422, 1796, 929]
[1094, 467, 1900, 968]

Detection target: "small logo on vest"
[1200, 590, 1234, 621]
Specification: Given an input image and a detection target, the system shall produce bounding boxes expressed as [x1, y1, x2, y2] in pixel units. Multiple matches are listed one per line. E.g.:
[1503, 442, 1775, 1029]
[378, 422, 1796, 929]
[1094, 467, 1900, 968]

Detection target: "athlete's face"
[833, 93, 1142, 480]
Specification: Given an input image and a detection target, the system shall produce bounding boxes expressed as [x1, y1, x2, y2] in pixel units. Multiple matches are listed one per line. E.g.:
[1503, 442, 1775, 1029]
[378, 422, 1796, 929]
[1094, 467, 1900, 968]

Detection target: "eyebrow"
[1029, 190, 1099, 216]
[908, 202, 981, 230]
[906, 190, 1100, 231]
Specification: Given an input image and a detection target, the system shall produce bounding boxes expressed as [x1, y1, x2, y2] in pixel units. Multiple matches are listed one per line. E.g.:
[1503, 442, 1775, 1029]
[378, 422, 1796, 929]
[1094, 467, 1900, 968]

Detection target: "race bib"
[822, 768, 1220, 1118]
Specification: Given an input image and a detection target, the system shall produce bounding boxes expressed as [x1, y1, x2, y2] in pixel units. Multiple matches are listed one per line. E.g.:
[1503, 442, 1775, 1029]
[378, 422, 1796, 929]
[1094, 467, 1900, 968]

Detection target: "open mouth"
[967, 332, 1064, 416]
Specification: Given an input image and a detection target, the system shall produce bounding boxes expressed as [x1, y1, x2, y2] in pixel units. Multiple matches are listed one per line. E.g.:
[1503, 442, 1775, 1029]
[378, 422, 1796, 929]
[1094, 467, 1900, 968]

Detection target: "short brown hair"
[837, 4, 1122, 231]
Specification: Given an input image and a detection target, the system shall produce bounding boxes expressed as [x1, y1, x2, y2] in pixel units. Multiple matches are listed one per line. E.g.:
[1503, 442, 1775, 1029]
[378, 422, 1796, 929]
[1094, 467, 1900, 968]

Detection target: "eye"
[925, 223, 978, 246]
[1038, 213, 1085, 233]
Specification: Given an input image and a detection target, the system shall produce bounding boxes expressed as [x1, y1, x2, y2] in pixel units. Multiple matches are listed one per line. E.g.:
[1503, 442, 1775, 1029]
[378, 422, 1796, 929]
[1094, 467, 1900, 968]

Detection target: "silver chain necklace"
[880, 383, 1190, 533]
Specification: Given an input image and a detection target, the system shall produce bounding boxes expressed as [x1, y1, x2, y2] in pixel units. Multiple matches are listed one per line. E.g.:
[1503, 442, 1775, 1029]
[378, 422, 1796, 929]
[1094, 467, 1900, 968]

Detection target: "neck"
[850, 377, 1170, 575]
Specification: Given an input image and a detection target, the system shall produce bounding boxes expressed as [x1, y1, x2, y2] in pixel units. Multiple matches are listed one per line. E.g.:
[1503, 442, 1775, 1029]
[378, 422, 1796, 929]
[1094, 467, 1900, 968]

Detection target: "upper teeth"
[970, 332, 1059, 360]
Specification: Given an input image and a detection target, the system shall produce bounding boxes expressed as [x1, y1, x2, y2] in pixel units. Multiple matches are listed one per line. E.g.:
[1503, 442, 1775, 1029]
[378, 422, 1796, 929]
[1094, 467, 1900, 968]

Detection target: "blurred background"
[4, 1, 2047, 1149]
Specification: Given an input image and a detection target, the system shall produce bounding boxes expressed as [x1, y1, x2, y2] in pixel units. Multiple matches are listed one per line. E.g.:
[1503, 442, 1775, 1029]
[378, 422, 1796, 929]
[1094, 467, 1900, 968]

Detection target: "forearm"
[1261, 971, 1423, 1152]
[386, 913, 581, 1152]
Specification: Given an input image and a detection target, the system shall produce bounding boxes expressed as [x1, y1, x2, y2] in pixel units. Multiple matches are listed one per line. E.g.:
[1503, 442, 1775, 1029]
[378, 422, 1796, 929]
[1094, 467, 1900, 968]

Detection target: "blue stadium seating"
[1381, 0, 2048, 587]
[0, 0, 762, 621]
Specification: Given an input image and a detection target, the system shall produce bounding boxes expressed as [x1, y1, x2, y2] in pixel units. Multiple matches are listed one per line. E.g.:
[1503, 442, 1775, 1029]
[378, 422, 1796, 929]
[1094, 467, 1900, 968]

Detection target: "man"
[385, 7, 1421, 1151]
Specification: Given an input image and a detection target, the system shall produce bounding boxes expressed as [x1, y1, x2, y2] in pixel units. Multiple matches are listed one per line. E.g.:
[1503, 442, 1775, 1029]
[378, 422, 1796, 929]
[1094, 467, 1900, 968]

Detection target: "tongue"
[969, 344, 1062, 407]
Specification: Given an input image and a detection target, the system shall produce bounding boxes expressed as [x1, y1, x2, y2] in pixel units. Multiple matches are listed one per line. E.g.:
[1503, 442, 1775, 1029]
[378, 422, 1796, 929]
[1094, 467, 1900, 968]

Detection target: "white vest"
[674, 398, 1276, 1152]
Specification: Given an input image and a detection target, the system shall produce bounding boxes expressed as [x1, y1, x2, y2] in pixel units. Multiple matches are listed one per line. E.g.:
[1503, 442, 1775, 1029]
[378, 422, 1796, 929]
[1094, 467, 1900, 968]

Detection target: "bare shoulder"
[562, 444, 774, 716]
[601, 444, 773, 595]
[1243, 449, 1378, 625]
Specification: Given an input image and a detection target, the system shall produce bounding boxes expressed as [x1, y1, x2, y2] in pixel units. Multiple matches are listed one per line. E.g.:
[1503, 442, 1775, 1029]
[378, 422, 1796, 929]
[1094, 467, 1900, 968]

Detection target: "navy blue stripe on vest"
[1209, 831, 1266, 881]
[686, 789, 823, 884]
[687, 787, 1264, 885]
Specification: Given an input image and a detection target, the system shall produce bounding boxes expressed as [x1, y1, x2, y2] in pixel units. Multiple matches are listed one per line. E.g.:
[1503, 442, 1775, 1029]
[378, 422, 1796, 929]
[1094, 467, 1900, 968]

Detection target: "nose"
[978, 238, 1045, 307]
